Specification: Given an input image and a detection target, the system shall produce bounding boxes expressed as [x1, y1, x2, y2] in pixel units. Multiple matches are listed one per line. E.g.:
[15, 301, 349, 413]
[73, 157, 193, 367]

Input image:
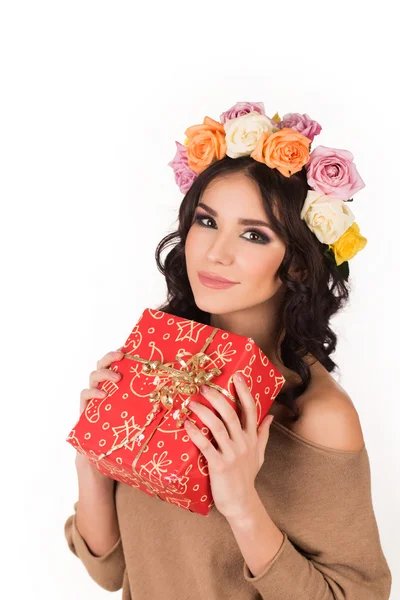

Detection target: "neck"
[208, 303, 305, 392]
[210, 302, 284, 365]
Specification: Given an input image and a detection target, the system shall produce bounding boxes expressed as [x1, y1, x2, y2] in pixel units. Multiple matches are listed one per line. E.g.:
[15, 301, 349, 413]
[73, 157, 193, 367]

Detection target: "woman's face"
[185, 172, 287, 316]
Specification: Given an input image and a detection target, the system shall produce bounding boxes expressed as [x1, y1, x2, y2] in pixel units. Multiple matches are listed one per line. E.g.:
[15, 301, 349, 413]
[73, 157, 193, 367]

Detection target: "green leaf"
[323, 246, 335, 263]
[323, 247, 350, 280]
[337, 261, 350, 281]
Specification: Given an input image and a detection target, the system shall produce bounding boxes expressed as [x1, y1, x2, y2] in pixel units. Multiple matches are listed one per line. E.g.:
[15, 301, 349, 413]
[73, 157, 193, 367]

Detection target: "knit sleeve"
[242, 446, 392, 600]
[64, 501, 126, 592]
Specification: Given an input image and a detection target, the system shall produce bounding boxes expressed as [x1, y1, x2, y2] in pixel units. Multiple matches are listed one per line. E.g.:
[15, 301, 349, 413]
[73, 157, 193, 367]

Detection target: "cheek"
[184, 229, 196, 266]
[184, 227, 204, 274]
[238, 246, 284, 288]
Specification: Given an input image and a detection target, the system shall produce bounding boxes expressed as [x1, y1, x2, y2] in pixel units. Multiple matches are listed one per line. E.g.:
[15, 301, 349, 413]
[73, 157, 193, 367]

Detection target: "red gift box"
[66, 308, 285, 516]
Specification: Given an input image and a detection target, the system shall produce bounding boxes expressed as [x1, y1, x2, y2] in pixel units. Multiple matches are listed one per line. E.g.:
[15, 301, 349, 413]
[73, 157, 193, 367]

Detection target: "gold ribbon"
[93, 327, 235, 472]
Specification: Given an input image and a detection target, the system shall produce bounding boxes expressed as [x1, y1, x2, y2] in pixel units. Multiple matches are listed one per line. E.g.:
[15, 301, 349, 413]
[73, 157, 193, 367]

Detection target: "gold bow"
[93, 327, 235, 465]
[125, 337, 236, 421]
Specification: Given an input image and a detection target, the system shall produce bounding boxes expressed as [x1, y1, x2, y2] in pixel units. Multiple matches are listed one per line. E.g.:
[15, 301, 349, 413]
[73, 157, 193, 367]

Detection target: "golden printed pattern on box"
[66, 308, 285, 516]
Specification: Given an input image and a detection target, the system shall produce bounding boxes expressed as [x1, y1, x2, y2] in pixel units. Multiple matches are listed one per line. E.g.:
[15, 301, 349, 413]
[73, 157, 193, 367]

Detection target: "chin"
[191, 289, 242, 316]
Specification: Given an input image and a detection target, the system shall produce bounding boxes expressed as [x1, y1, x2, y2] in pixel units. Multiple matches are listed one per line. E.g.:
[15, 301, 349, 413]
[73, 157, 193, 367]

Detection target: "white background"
[1, 1, 398, 598]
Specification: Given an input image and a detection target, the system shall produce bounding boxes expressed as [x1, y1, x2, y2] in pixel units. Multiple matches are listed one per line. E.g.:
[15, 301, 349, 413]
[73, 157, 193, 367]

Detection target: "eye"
[193, 215, 217, 229]
[192, 213, 270, 245]
[241, 230, 270, 244]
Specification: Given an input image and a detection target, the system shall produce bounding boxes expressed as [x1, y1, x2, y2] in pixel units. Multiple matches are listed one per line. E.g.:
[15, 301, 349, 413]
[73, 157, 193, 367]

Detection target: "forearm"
[75, 462, 121, 557]
[226, 490, 284, 577]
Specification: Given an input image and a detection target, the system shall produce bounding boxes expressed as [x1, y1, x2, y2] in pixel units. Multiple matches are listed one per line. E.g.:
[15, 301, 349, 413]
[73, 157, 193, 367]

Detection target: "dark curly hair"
[154, 156, 351, 422]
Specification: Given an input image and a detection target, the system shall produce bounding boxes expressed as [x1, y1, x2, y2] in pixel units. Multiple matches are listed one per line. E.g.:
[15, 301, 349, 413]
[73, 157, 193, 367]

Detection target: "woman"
[64, 103, 392, 599]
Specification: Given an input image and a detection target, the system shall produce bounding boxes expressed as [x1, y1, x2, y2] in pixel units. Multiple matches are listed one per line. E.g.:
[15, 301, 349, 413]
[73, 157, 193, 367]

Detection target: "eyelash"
[192, 214, 271, 245]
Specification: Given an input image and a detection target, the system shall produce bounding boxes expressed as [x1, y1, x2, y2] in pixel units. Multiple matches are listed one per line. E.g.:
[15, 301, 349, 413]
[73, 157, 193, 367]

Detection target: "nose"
[206, 233, 234, 265]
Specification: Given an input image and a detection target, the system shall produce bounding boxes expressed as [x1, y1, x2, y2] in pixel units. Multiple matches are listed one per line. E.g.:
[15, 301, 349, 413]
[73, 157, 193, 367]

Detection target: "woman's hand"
[75, 348, 124, 480]
[184, 371, 274, 520]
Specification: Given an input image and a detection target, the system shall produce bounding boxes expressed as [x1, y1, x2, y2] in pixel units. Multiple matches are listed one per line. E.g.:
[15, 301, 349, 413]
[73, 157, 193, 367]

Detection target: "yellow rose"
[329, 222, 368, 265]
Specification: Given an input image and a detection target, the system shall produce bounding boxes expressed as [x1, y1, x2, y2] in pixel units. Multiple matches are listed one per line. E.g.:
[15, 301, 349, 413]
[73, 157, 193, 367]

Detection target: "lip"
[197, 271, 239, 290]
[198, 270, 238, 284]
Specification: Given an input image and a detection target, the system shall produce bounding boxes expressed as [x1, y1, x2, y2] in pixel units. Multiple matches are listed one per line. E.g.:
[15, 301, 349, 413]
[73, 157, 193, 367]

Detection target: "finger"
[96, 350, 124, 370]
[199, 386, 243, 440]
[233, 372, 258, 434]
[79, 388, 108, 414]
[184, 419, 220, 463]
[89, 367, 122, 389]
[80, 387, 108, 402]
[257, 414, 274, 459]
[188, 400, 232, 454]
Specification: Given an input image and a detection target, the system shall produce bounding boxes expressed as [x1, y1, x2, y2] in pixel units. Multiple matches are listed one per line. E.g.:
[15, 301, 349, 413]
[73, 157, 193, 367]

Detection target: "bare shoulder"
[292, 368, 365, 452]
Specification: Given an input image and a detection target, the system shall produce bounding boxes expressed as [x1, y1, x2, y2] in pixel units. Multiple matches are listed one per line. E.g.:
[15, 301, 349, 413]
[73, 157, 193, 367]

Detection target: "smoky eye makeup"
[192, 211, 271, 245]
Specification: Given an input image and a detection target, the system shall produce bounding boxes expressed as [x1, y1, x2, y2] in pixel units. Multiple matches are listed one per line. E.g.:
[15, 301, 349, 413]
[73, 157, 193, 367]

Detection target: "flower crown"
[168, 101, 367, 280]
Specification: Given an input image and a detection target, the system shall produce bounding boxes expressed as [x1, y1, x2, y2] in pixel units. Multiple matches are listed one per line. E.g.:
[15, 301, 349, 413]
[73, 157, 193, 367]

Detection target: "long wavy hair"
[154, 156, 351, 421]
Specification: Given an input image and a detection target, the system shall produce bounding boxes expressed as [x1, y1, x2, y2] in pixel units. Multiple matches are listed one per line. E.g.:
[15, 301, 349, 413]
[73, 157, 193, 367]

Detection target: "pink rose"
[306, 145, 365, 200]
[278, 113, 322, 143]
[220, 101, 266, 124]
[168, 141, 198, 194]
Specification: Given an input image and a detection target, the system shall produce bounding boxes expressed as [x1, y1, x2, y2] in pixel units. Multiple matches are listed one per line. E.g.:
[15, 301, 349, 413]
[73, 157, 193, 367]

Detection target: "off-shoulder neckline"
[271, 419, 366, 455]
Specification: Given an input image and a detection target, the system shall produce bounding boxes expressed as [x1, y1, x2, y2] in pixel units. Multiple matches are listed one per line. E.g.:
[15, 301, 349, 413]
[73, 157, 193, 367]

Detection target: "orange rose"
[184, 116, 227, 174]
[251, 127, 311, 177]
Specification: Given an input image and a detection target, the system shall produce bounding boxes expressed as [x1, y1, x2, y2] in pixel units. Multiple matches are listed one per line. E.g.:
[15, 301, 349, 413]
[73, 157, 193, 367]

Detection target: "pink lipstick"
[197, 271, 239, 290]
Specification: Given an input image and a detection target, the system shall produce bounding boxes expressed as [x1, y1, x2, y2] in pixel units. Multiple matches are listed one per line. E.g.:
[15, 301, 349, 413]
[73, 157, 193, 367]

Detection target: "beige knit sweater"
[64, 420, 392, 599]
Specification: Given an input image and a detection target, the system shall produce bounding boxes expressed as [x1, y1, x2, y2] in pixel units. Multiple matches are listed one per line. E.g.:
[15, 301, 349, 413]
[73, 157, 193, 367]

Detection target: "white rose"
[300, 190, 355, 245]
[224, 112, 277, 158]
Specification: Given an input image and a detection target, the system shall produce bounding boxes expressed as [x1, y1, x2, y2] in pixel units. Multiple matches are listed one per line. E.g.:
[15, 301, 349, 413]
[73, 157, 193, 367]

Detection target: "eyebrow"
[197, 202, 274, 232]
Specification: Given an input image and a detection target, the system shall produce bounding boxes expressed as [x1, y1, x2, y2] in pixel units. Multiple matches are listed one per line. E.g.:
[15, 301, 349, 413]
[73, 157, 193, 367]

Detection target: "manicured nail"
[200, 385, 209, 395]
[234, 372, 243, 382]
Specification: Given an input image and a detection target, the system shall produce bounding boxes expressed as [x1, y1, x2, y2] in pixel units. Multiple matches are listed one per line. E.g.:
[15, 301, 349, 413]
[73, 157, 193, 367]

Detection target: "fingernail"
[234, 372, 243, 382]
[200, 385, 209, 395]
